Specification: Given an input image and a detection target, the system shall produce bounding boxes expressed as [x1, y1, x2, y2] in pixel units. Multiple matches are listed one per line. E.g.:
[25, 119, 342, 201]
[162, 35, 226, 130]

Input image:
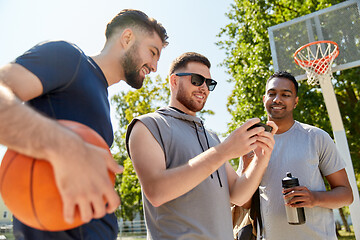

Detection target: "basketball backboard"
[268, 0, 360, 81]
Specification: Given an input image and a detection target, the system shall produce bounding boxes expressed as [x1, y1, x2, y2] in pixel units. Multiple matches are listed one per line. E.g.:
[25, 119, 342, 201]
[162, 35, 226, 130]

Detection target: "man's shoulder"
[15, 40, 84, 66]
[137, 109, 165, 121]
[24, 40, 83, 58]
[294, 121, 331, 139]
[37, 40, 80, 50]
[130, 110, 171, 132]
[296, 121, 324, 133]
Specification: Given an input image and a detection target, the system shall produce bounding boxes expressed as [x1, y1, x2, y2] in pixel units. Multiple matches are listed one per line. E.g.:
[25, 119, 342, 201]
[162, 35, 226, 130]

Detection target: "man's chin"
[269, 114, 284, 120]
[126, 77, 143, 89]
[189, 104, 205, 113]
[131, 83, 143, 89]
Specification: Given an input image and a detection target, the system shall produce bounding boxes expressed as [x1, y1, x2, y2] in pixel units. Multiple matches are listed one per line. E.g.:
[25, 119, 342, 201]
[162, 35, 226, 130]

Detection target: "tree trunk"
[339, 207, 351, 232]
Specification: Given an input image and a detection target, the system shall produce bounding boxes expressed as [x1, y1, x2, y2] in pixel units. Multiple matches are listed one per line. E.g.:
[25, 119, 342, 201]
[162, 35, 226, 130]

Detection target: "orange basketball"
[0, 120, 115, 231]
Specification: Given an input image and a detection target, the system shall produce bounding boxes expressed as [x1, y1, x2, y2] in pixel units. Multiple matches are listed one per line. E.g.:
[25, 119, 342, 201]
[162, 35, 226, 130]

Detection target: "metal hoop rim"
[294, 40, 339, 68]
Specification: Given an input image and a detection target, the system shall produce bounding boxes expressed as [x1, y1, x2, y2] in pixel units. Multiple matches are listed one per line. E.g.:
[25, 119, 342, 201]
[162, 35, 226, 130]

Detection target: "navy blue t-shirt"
[13, 41, 118, 240]
[16, 40, 113, 146]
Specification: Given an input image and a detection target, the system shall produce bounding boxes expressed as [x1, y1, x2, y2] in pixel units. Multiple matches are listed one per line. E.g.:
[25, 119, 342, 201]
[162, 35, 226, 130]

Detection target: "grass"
[1, 232, 14, 240]
[338, 225, 355, 240]
[117, 233, 146, 240]
[118, 237, 146, 240]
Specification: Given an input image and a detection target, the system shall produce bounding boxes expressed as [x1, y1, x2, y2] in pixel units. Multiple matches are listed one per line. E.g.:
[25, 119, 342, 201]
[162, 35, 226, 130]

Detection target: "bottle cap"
[282, 172, 299, 188]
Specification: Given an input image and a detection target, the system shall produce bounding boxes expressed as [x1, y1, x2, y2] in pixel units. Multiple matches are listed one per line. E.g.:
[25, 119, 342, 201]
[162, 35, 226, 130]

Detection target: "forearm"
[230, 156, 268, 206]
[131, 118, 275, 207]
[236, 152, 255, 208]
[312, 186, 353, 209]
[141, 146, 230, 207]
[0, 83, 81, 161]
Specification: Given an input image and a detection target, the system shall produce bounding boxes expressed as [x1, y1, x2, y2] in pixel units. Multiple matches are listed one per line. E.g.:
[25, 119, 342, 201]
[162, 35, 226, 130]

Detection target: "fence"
[0, 224, 11, 234]
[118, 219, 146, 238]
[0, 220, 147, 239]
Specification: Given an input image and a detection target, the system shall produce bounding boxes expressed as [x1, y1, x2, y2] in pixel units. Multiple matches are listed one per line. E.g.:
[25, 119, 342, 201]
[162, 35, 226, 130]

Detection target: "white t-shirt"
[239, 121, 346, 240]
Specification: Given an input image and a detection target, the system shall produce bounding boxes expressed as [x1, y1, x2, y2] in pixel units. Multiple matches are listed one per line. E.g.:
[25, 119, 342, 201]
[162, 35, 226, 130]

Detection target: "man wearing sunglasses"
[126, 52, 277, 239]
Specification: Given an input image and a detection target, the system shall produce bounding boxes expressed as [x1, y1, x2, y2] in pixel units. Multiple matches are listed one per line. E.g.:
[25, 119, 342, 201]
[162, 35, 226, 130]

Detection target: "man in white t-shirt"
[238, 71, 353, 239]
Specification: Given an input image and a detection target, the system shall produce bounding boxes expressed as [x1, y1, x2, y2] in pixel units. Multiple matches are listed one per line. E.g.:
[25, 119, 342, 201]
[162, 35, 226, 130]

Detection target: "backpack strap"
[250, 188, 263, 238]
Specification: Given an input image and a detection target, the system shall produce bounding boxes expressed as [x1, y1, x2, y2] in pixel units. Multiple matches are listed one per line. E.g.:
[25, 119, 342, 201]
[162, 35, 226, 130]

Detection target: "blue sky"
[0, 0, 235, 158]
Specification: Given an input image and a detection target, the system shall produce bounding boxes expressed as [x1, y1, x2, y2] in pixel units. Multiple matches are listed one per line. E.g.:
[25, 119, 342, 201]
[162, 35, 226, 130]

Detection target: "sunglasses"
[175, 73, 217, 91]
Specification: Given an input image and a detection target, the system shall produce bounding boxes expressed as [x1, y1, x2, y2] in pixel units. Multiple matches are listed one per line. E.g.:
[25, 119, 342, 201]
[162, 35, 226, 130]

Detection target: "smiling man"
[126, 52, 277, 239]
[255, 71, 353, 239]
[0, 9, 168, 240]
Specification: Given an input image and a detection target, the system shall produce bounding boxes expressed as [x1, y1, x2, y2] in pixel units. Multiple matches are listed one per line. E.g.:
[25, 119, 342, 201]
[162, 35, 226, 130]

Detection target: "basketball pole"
[319, 77, 360, 239]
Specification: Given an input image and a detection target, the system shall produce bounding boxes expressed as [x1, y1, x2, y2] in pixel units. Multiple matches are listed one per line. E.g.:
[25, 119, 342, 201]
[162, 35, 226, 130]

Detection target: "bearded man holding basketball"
[0, 9, 168, 240]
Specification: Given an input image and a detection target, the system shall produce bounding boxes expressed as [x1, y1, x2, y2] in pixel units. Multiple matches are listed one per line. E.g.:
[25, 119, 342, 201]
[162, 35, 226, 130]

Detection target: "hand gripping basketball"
[0, 120, 116, 231]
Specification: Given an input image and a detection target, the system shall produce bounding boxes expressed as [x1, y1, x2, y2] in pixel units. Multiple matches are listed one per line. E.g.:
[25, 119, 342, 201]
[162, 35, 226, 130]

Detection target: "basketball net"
[294, 40, 339, 85]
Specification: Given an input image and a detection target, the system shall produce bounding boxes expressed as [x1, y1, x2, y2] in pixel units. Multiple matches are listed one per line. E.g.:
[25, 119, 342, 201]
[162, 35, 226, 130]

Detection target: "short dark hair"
[105, 9, 169, 47]
[169, 52, 211, 75]
[267, 71, 298, 95]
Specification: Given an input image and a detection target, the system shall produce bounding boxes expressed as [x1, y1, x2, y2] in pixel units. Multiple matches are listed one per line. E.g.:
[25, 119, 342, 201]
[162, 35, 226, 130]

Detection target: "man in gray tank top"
[238, 71, 353, 239]
[126, 52, 277, 239]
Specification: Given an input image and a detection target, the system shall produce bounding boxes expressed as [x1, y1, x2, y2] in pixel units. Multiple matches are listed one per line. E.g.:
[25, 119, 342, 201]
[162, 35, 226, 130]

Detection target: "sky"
[0, 0, 235, 159]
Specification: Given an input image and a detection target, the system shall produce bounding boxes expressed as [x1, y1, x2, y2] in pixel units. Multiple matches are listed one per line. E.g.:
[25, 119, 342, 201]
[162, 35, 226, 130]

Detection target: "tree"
[111, 75, 170, 221]
[218, 0, 358, 173]
[217, 0, 358, 229]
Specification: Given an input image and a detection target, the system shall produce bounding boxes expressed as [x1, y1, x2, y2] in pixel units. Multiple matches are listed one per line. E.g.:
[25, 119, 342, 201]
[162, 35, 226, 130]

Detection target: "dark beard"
[176, 83, 205, 113]
[121, 42, 144, 89]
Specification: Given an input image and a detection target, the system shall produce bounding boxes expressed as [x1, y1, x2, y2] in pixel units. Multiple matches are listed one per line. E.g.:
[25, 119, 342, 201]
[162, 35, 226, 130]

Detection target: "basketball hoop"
[294, 40, 339, 85]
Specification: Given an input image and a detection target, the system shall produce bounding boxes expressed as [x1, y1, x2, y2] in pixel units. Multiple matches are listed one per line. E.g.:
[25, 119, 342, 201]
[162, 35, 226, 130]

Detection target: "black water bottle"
[282, 172, 306, 225]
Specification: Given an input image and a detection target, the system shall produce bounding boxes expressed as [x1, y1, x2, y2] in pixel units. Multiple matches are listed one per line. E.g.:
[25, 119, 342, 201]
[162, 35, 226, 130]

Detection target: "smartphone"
[248, 122, 273, 132]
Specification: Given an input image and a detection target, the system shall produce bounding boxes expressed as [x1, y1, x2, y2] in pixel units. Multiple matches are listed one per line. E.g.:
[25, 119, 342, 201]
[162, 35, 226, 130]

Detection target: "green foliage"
[217, 0, 359, 187]
[335, 68, 360, 172]
[118, 158, 142, 221]
[111, 75, 169, 220]
[111, 75, 170, 158]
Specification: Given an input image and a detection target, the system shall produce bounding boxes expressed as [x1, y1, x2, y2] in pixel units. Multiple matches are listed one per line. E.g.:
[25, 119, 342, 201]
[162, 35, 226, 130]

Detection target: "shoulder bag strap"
[250, 188, 263, 238]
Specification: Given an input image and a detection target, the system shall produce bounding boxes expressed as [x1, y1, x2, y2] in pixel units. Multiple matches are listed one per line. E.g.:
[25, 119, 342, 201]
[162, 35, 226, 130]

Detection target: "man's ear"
[294, 96, 299, 109]
[169, 74, 178, 90]
[120, 28, 135, 49]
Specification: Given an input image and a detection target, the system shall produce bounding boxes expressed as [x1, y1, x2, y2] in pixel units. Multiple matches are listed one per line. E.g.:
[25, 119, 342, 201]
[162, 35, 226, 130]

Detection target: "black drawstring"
[193, 122, 213, 180]
[193, 121, 223, 187]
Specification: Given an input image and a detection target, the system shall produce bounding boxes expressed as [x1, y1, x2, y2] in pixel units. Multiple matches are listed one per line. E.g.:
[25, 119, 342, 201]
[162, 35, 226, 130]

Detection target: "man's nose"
[199, 81, 208, 91]
[150, 60, 158, 73]
[273, 94, 281, 103]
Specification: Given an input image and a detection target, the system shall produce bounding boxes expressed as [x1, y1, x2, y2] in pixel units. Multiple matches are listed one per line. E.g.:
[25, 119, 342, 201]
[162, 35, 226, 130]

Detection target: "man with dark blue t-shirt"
[0, 9, 168, 240]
